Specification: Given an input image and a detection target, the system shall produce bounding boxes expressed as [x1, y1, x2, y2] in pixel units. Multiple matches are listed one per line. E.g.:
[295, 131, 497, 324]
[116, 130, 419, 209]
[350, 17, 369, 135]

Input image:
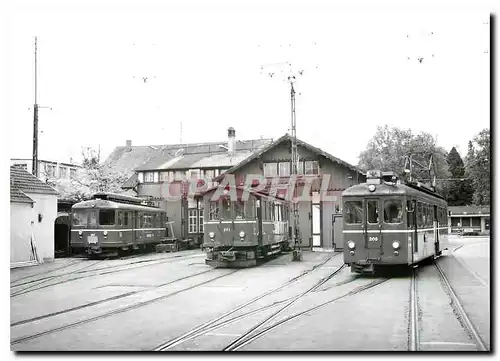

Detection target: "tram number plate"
[87, 235, 98, 244]
[368, 237, 379, 242]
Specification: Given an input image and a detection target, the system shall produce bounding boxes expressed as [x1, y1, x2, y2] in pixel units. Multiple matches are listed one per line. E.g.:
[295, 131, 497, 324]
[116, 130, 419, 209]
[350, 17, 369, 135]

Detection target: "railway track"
[153, 254, 346, 351]
[10, 253, 203, 297]
[11, 269, 238, 346]
[408, 261, 487, 351]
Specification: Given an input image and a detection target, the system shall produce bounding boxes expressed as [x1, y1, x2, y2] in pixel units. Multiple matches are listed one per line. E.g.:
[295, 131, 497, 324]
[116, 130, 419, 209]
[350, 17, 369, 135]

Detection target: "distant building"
[448, 206, 490, 234]
[10, 158, 82, 183]
[10, 166, 59, 268]
[212, 133, 366, 251]
[119, 128, 272, 245]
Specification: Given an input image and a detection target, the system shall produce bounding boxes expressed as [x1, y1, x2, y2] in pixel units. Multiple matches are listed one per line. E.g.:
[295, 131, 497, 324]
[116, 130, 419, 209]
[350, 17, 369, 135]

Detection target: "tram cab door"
[433, 205, 439, 256]
[364, 199, 382, 257]
[407, 200, 417, 263]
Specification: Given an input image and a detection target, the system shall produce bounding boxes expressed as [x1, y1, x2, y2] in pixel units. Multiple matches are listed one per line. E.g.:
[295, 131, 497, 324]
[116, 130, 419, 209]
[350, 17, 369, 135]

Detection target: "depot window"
[304, 161, 319, 175]
[345, 201, 363, 224]
[264, 163, 278, 177]
[384, 200, 403, 224]
[99, 210, 116, 225]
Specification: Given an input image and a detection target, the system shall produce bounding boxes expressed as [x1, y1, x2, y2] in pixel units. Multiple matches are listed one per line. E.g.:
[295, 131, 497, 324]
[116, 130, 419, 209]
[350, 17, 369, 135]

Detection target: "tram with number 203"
[342, 170, 448, 274]
[70, 193, 168, 257]
[202, 185, 291, 268]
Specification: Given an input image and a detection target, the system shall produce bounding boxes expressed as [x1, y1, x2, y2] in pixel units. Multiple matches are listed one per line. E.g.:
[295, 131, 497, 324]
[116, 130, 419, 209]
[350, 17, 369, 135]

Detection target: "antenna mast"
[32, 37, 39, 177]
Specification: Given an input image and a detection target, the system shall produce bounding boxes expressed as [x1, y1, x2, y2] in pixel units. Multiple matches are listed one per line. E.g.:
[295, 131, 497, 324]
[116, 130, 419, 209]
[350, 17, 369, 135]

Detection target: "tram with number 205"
[70, 193, 168, 257]
[202, 185, 291, 268]
[342, 170, 448, 274]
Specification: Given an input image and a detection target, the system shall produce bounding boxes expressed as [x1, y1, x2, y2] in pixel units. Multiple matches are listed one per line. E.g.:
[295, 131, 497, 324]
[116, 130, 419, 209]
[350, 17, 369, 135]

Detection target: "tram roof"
[72, 199, 165, 212]
[343, 182, 446, 203]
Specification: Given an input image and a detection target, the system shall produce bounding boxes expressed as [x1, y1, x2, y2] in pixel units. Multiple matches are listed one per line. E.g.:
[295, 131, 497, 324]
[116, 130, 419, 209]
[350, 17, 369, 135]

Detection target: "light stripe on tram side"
[343, 227, 448, 234]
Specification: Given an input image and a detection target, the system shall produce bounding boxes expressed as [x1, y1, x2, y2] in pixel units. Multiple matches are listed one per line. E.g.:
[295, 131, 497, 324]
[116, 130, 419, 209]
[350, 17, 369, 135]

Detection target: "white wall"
[10, 202, 37, 264]
[11, 193, 57, 264]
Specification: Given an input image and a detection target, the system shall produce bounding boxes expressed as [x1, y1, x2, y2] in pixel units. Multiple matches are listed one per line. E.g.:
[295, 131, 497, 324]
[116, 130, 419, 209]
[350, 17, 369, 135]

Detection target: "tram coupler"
[292, 249, 302, 261]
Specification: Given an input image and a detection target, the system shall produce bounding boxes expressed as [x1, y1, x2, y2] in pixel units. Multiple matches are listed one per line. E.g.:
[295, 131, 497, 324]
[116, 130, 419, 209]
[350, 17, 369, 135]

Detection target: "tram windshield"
[344, 201, 363, 224]
[220, 198, 231, 219]
[384, 200, 403, 224]
[72, 210, 89, 226]
[234, 200, 246, 219]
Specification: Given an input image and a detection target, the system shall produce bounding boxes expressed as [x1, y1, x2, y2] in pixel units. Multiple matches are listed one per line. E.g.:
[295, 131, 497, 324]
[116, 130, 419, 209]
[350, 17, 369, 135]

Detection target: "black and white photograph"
[5, 0, 492, 353]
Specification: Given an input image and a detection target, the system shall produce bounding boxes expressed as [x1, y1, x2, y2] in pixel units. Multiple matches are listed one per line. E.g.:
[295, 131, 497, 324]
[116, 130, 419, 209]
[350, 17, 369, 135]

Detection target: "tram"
[70, 192, 168, 257]
[203, 185, 291, 268]
[342, 170, 448, 274]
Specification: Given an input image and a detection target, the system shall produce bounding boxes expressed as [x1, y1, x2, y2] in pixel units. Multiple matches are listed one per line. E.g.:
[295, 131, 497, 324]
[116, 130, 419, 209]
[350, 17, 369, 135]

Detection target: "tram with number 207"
[70, 193, 168, 257]
[202, 185, 291, 268]
[342, 170, 448, 274]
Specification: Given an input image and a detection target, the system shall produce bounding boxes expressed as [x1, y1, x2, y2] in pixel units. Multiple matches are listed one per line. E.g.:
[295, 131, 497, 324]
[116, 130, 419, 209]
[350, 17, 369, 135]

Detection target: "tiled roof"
[10, 186, 34, 203]
[134, 139, 273, 171]
[214, 134, 365, 181]
[10, 166, 59, 201]
[448, 206, 490, 215]
[121, 173, 139, 190]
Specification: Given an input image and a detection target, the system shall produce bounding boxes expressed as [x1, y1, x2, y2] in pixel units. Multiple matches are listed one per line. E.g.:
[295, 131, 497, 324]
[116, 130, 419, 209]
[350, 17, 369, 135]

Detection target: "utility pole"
[32, 37, 39, 178]
[289, 75, 302, 261]
[260, 62, 305, 262]
[31, 37, 51, 179]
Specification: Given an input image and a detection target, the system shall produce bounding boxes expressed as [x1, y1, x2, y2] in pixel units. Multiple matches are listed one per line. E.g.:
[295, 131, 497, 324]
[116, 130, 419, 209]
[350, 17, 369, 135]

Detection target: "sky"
[4, 2, 491, 168]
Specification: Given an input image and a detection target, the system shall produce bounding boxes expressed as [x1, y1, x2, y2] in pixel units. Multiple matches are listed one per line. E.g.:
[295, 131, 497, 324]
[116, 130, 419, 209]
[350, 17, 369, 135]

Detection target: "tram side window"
[344, 201, 363, 224]
[384, 200, 403, 224]
[416, 202, 424, 228]
[209, 201, 219, 220]
[234, 200, 246, 219]
[99, 210, 115, 225]
[425, 205, 433, 227]
[367, 200, 379, 224]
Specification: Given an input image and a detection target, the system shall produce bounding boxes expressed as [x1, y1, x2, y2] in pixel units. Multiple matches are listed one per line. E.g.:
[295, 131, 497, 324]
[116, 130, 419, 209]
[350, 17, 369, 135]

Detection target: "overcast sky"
[4, 3, 491, 168]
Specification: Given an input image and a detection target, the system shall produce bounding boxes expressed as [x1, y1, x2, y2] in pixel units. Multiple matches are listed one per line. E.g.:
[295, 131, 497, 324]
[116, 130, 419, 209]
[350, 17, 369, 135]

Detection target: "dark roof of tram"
[342, 181, 447, 202]
[72, 199, 165, 212]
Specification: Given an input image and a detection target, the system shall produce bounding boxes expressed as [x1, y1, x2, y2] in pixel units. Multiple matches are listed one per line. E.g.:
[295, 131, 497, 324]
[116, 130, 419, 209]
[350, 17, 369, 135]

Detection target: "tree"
[465, 129, 490, 205]
[446, 147, 473, 206]
[48, 146, 130, 201]
[358, 125, 450, 197]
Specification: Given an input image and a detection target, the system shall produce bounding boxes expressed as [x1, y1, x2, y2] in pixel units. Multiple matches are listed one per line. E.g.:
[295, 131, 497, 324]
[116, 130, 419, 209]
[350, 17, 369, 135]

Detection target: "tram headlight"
[78, 230, 83, 236]
[392, 241, 400, 250]
[103, 231, 108, 236]
[239, 231, 245, 238]
[347, 241, 356, 250]
[368, 184, 376, 192]
[209, 232, 215, 239]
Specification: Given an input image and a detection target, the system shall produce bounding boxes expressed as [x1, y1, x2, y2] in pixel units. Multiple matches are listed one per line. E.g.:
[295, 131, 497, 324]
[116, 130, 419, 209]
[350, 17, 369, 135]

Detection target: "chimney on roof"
[228, 127, 236, 156]
[126, 140, 132, 147]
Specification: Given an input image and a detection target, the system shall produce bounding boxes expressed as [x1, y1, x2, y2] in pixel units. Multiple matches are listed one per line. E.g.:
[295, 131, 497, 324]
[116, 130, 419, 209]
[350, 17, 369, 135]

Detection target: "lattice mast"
[289, 76, 302, 260]
[32, 37, 39, 177]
